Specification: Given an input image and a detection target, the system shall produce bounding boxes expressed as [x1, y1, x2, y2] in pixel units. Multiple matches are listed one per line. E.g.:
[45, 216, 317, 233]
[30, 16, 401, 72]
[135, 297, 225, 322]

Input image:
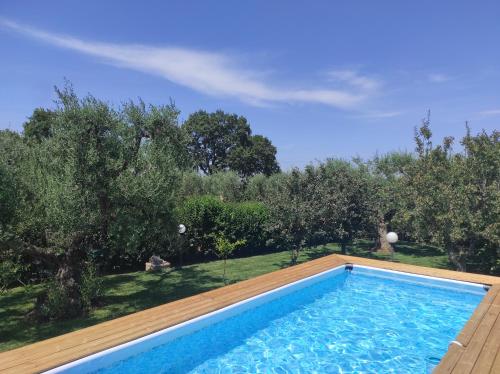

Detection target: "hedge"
[178, 195, 269, 259]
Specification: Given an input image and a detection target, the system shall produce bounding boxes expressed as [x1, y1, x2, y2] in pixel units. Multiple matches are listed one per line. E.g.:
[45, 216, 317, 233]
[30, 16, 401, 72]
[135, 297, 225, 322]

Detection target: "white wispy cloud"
[478, 109, 500, 117]
[352, 111, 404, 119]
[0, 18, 381, 109]
[427, 73, 450, 83]
[327, 69, 381, 92]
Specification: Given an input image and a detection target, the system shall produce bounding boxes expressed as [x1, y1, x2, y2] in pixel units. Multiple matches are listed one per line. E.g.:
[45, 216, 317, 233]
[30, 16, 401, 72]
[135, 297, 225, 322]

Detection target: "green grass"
[345, 239, 452, 269]
[0, 241, 450, 352]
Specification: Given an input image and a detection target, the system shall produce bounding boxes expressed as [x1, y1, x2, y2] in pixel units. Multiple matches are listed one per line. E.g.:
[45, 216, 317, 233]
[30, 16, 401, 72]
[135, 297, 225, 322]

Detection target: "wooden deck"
[435, 284, 500, 374]
[1, 254, 499, 374]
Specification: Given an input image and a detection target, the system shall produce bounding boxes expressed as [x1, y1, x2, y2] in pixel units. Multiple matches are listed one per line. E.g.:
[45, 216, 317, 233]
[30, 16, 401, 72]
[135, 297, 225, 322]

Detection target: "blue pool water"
[82, 267, 484, 374]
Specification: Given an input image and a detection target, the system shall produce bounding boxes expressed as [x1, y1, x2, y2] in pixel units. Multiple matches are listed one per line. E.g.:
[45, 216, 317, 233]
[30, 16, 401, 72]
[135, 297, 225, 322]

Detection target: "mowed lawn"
[0, 241, 450, 352]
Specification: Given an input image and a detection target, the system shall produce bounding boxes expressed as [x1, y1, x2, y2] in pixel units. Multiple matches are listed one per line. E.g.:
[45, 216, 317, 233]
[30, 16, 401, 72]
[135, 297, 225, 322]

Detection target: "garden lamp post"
[386, 232, 398, 261]
[178, 224, 186, 267]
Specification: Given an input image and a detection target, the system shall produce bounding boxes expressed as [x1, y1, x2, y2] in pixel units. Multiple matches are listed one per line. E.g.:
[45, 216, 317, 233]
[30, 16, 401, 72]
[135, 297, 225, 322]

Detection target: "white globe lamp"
[386, 232, 398, 244]
[178, 224, 186, 235]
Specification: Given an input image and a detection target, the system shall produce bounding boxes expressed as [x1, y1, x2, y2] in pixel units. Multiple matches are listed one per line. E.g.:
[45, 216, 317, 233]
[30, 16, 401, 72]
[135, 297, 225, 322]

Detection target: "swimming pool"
[47, 265, 486, 373]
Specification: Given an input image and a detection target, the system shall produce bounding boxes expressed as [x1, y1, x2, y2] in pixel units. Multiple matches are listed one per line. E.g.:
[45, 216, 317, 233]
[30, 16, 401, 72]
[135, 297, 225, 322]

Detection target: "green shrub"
[202, 171, 243, 201]
[37, 282, 75, 320]
[179, 196, 226, 255]
[179, 196, 269, 258]
[220, 201, 269, 252]
[214, 233, 246, 284]
[179, 172, 205, 199]
[80, 262, 103, 312]
[0, 165, 16, 227]
[244, 173, 269, 201]
[179, 171, 243, 201]
[36, 263, 103, 320]
[0, 258, 21, 292]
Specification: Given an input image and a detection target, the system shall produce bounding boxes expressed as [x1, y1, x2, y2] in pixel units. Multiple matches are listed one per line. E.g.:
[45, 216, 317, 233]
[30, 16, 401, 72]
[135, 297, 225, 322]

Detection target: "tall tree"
[367, 152, 414, 253]
[247, 160, 371, 255]
[0, 163, 21, 291]
[405, 121, 500, 272]
[227, 135, 280, 178]
[183, 110, 279, 177]
[301, 160, 372, 254]
[264, 170, 315, 264]
[2, 85, 188, 318]
[23, 108, 56, 141]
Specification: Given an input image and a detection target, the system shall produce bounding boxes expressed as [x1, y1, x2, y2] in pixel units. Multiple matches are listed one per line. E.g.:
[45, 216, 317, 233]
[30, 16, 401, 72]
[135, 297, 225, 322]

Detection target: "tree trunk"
[223, 258, 227, 284]
[31, 236, 87, 321]
[178, 250, 183, 268]
[447, 246, 467, 272]
[340, 242, 347, 255]
[97, 191, 111, 244]
[54, 246, 84, 312]
[178, 236, 185, 268]
[373, 217, 393, 254]
[290, 247, 300, 265]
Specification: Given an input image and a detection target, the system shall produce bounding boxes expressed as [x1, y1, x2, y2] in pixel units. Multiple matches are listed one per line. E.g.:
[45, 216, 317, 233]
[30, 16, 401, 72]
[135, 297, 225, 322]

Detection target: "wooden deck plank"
[490, 350, 500, 374]
[436, 344, 466, 374]
[434, 286, 500, 374]
[456, 285, 500, 347]
[472, 312, 500, 373]
[0, 363, 38, 374]
[451, 305, 500, 373]
[448, 289, 500, 374]
[1, 254, 499, 374]
[0, 295, 215, 366]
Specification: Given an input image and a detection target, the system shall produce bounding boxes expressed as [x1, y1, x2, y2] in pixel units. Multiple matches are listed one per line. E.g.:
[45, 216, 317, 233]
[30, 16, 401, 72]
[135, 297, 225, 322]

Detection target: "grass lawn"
[0, 240, 450, 353]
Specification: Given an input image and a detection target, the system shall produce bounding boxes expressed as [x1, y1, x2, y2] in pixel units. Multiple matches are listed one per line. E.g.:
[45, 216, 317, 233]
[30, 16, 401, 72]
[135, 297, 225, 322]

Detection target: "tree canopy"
[1, 85, 189, 318]
[183, 110, 279, 177]
[23, 108, 56, 142]
[403, 122, 500, 272]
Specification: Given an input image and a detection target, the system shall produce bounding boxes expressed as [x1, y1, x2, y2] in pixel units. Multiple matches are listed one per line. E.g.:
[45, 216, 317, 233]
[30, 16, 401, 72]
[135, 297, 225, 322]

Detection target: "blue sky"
[1, 1, 499, 169]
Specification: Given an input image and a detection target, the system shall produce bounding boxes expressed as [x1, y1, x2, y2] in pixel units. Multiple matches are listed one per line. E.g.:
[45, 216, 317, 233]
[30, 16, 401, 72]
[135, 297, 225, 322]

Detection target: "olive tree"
[5, 85, 188, 318]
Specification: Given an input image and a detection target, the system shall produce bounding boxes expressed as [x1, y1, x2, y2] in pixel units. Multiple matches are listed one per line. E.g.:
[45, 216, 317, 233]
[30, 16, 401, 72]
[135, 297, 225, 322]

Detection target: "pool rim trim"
[44, 264, 486, 373]
[354, 264, 487, 288]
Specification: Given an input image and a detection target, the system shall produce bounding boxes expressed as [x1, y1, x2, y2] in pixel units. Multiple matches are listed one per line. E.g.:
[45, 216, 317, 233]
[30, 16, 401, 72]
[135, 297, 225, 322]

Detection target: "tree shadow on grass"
[302, 245, 336, 261]
[102, 266, 223, 311]
[0, 287, 43, 316]
[271, 245, 338, 268]
[344, 240, 453, 270]
[393, 242, 445, 257]
[172, 266, 224, 298]
[271, 259, 292, 269]
[101, 273, 137, 288]
[330, 240, 446, 258]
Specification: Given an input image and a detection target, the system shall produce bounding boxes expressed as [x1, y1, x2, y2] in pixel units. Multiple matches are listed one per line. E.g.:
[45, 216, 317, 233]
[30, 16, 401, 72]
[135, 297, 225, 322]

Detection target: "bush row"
[178, 196, 269, 260]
